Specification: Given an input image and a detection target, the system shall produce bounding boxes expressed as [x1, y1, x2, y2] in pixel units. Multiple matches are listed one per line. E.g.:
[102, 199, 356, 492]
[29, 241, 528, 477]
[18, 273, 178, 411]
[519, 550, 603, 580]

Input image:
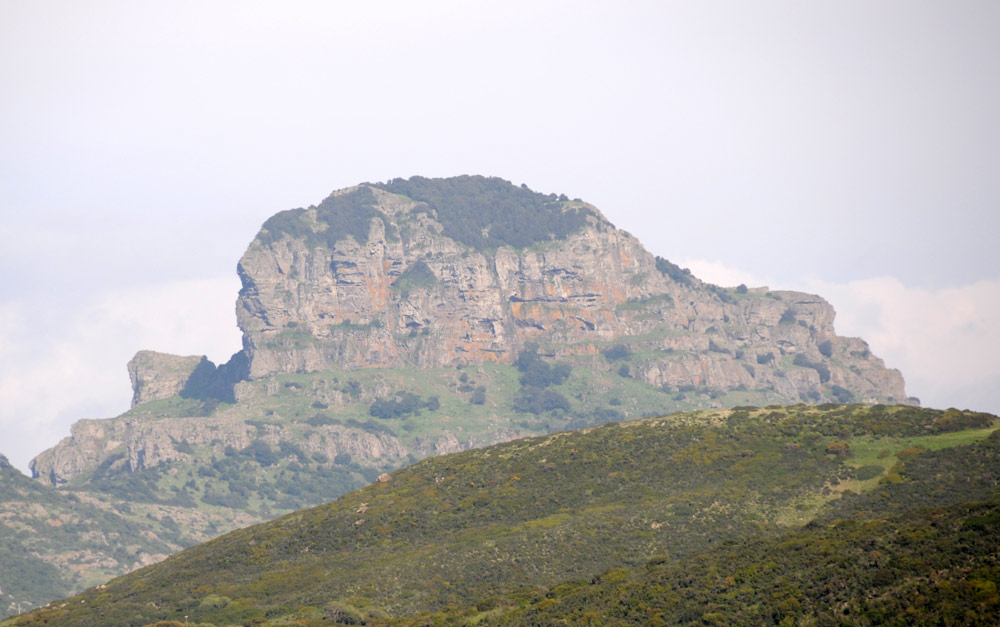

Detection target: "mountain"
[14, 175, 915, 611]
[6, 405, 996, 626]
[236, 176, 905, 397]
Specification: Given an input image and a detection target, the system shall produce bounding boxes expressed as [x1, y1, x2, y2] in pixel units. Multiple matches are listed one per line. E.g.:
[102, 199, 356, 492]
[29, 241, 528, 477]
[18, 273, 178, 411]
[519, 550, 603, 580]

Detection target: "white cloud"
[0, 276, 242, 474]
[801, 276, 1000, 413]
[683, 258, 1000, 416]
[680, 259, 768, 289]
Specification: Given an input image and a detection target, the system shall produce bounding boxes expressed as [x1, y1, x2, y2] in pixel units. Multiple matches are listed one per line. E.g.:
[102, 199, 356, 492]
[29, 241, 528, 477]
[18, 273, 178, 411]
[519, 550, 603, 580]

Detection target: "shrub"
[897, 446, 925, 461]
[343, 380, 362, 400]
[655, 256, 693, 286]
[392, 260, 438, 294]
[779, 309, 796, 324]
[243, 440, 278, 466]
[278, 441, 308, 463]
[513, 387, 570, 414]
[601, 344, 631, 361]
[825, 441, 852, 457]
[830, 385, 855, 403]
[470, 386, 486, 405]
[709, 284, 734, 303]
[306, 413, 339, 427]
[757, 352, 775, 365]
[515, 345, 571, 388]
[818, 340, 834, 358]
[854, 465, 884, 480]
[369, 391, 424, 419]
[324, 601, 364, 625]
[260, 187, 394, 249]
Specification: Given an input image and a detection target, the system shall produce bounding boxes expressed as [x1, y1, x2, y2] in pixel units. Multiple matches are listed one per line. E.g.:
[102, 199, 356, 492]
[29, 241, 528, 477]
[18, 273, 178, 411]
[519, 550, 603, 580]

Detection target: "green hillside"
[0, 455, 178, 617]
[443, 500, 1000, 626]
[6, 405, 997, 626]
[56, 362, 767, 536]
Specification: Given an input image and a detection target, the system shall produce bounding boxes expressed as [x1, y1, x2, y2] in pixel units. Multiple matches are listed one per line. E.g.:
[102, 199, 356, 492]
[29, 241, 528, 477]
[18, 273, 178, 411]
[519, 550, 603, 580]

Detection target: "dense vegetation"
[373, 175, 592, 251]
[654, 256, 694, 286]
[258, 187, 394, 248]
[511, 344, 572, 415]
[8, 405, 997, 627]
[257, 176, 598, 255]
[463, 500, 1000, 626]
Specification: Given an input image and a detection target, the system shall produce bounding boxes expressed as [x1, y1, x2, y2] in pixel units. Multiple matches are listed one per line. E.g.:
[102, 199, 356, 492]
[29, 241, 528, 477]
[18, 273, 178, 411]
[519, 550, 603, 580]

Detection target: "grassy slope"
[6, 405, 997, 627]
[429, 431, 1000, 625]
[61, 363, 765, 541]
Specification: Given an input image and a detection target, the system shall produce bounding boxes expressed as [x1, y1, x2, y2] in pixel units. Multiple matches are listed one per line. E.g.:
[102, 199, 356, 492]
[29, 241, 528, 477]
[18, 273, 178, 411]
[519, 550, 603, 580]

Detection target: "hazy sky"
[2, 1, 998, 472]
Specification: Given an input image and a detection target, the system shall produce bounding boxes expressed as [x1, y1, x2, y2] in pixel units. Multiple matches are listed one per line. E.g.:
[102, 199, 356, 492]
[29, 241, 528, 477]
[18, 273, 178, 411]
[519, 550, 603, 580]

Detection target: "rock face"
[29, 412, 410, 486]
[127, 350, 250, 409]
[127, 351, 205, 407]
[234, 176, 908, 404]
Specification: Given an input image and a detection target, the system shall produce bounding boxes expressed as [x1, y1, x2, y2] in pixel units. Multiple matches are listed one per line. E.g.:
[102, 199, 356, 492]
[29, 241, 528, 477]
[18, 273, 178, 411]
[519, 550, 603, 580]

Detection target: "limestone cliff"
[234, 176, 908, 404]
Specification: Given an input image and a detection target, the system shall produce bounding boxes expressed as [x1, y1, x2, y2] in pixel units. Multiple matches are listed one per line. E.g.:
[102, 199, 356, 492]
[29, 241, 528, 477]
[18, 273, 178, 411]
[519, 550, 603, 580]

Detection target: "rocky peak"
[126, 350, 249, 409]
[232, 175, 908, 405]
[127, 351, 205, 407]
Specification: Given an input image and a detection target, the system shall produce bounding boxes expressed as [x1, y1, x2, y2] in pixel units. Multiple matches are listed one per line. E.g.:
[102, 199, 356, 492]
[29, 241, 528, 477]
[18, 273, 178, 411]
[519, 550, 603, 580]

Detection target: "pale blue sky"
[2, 1, 998, 472]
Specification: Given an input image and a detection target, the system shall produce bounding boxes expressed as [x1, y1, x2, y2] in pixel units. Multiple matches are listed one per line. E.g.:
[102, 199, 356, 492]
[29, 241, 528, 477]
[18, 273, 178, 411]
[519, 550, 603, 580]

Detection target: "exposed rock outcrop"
[127, 351, 204, 407]
[233, 177, 908, 404]
[127, 350, 250, 409]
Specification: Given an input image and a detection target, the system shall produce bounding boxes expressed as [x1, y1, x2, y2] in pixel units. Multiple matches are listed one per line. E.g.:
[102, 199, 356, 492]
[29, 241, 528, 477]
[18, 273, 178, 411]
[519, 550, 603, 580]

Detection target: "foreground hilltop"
[9, 405, 997, 626]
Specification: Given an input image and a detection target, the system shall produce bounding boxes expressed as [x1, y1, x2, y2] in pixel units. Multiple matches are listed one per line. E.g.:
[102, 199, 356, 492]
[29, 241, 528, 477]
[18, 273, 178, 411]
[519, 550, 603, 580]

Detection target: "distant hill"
[8, 404, 997, 626]
[0, 454, 177, 617]
[14, 176, 917, 614]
